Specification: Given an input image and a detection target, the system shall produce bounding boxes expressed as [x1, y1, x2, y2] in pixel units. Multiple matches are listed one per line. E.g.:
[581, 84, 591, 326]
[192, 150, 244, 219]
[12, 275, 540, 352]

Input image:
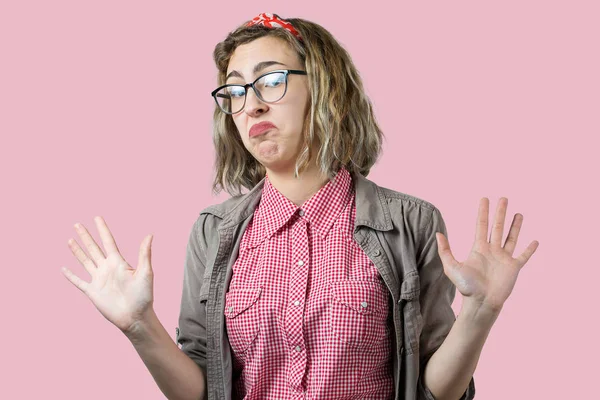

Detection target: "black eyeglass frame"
[211, 69, 308, 114]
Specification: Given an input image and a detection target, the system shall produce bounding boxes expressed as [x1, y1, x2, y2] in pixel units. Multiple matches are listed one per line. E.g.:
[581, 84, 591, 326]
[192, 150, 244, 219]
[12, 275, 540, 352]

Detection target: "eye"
[227, 86, 246, 98]
[262, 72, 285, 88]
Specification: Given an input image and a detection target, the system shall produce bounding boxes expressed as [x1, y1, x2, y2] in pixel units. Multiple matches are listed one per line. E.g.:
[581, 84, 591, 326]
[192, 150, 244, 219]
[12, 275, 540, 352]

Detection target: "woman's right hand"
[61, 216, 155, 336]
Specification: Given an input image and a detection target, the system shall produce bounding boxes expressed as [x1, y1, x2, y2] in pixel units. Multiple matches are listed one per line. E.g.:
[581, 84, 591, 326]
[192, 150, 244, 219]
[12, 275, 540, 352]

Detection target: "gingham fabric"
[225, 167, 394, 399]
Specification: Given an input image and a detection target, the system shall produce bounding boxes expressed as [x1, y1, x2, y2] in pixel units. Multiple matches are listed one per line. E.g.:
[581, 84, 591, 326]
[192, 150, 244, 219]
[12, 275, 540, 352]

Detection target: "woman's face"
[226, 36, 310, 174]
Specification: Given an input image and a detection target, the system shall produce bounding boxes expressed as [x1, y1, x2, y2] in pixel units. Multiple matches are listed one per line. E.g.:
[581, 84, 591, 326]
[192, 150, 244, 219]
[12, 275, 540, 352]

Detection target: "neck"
[265, 161, 332, 207]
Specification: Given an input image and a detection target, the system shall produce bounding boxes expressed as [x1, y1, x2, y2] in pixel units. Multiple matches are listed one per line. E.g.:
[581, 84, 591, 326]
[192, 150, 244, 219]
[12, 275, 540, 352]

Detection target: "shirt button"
[374, 249, 381, 257]
[298, 209, 304, 216]
[293, 300, 300, 306]
[297, 260, 304, 266]
[295, 345, 302, 352]
[228, 306, 234, 312]
[360, 301, 368, 308]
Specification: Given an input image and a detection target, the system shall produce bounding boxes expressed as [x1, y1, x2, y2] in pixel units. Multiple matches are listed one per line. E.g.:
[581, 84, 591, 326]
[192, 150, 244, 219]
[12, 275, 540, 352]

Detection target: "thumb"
[138, 234, 154, 273]
[435, 232, 458, 273]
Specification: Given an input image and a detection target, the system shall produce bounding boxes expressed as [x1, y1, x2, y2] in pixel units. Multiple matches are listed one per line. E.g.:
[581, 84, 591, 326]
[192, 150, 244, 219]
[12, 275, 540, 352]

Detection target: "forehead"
[227, 36, 300, 76]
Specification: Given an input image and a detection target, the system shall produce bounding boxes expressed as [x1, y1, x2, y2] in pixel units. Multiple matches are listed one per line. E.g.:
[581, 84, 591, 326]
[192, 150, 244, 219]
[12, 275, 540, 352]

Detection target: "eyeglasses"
[211, 69, 308, 114]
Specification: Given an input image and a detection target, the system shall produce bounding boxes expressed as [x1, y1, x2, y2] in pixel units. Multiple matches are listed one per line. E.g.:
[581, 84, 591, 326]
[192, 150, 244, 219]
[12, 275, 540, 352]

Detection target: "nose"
[244, 87, 268, 117]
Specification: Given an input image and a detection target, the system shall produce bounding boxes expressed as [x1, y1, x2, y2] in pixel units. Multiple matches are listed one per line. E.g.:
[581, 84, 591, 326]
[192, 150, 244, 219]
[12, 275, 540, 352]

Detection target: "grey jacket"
[177, 170, 476, 400]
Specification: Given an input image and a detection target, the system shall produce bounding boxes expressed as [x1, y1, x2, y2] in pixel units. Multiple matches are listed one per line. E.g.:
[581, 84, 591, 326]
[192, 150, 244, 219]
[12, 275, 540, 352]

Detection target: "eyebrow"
[226, 61, 287, 81]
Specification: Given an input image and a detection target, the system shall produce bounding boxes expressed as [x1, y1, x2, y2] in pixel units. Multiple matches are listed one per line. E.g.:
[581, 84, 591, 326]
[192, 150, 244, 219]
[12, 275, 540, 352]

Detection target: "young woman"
[62, 13, 539, 400]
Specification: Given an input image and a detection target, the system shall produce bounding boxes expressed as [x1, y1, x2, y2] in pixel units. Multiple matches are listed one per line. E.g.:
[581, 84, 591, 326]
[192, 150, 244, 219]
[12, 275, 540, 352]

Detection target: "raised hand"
[435, 197, 539, 313]
[61, 216, 155, 335]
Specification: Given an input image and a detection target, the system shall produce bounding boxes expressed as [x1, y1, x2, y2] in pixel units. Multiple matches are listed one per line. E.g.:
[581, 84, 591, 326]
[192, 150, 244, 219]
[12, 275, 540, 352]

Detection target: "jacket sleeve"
[415, 206, 476, 400]
[176, 213, 209, 377]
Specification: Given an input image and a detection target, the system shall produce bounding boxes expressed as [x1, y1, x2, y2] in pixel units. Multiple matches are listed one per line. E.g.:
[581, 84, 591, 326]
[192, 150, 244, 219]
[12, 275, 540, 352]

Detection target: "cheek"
[232, 116, 244, 133]
[295, 92, 311, 130]
[231, 117, 247, 143]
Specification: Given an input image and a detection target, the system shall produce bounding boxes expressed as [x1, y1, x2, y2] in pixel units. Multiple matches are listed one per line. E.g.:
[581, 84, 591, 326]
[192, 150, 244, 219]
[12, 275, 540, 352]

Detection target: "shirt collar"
[216, 168, 393, 235]
[245, 167, 354, 249]
[301, 166, 353, 238]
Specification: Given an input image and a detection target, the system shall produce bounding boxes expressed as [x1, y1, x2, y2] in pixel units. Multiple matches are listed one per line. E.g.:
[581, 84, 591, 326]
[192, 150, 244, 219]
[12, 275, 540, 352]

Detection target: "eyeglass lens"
[215, 71, 287, 114]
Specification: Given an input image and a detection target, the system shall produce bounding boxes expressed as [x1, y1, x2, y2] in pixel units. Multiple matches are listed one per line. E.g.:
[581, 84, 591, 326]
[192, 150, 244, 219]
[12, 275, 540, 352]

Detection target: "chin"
[259, 157, 296, 173]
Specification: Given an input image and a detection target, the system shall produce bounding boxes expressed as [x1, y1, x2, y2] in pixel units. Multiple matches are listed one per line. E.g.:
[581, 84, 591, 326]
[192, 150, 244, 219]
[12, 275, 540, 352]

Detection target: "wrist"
[460, 298, 502, 326]
[124, 307, 159, 345]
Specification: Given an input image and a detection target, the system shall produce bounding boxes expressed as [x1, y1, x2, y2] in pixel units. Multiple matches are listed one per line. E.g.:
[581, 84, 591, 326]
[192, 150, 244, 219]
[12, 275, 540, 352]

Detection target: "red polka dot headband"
[246, 13, 303, 41]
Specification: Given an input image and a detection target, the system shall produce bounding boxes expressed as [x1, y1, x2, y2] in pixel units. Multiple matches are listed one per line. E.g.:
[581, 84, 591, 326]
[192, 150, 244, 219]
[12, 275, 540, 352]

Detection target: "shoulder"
[198, 177, 265, 220]
[199, 193, 250, 219]
[191, 184, 264, 251]
[372, 180, 444, 236]
[371, 182, 448, 267]
[352, 171, 443, 236]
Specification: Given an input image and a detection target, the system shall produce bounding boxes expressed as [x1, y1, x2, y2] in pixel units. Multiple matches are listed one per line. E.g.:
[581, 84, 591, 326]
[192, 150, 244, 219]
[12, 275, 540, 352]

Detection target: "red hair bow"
[246, 13, 302, 41]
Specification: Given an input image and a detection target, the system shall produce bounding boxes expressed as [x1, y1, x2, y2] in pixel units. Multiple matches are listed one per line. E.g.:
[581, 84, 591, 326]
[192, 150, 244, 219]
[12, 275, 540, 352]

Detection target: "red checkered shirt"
[225, 167, 394, 399]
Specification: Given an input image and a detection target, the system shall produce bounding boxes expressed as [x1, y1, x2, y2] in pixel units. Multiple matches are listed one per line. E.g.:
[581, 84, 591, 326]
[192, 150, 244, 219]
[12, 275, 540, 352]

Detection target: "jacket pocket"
[400, 274, 423, 355]
[224, 287, 262, 355]
[329, 280, 390, 350]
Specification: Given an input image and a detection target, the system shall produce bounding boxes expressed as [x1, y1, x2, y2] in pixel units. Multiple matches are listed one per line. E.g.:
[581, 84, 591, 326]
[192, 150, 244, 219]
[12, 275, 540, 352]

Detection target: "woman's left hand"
[435, 197, 539, 314]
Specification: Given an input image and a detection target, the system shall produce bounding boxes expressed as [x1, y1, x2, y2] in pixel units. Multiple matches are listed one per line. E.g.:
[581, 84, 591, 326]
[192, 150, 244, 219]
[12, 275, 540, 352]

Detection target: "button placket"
[285, 217, 309, 387]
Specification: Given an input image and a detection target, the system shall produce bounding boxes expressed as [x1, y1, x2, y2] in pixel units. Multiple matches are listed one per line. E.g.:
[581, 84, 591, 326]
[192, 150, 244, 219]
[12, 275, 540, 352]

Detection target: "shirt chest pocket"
[224, 287, 262, 355]
[329, 280, 391, 350]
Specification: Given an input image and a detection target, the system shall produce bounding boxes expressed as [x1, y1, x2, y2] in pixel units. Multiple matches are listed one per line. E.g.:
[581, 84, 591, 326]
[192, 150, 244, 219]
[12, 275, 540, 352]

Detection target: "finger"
[436, 232, 459, 272]
[503, 213, 523, 256]
[61, 266, 90, 295]
[94, 216, 121, 256]
[475, 197, 489, 243]
[137, 234, 154, 274]
[516, 240, 540, 267]
[74, 222, 106, 264]
[490, 197, 508, 247]
[68, 237, 97, 276]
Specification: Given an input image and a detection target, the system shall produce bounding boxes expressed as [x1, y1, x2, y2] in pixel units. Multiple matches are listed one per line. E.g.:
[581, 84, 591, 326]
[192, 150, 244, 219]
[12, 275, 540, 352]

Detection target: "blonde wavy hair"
[211, 15, 385, 196]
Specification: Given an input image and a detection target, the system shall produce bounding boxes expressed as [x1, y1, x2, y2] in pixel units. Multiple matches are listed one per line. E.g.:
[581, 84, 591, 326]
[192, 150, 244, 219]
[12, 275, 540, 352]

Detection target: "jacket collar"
[215, 169, 393, 233]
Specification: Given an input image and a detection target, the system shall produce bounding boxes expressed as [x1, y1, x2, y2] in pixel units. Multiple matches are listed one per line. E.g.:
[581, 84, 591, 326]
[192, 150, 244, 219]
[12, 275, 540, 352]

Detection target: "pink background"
[1, 0, 598, 398]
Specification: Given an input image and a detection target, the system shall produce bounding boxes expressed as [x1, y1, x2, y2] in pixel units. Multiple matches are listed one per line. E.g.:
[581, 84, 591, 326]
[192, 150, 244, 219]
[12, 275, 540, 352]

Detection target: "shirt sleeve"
[416, 206, 476, 400]
[176, 214, 209, 375]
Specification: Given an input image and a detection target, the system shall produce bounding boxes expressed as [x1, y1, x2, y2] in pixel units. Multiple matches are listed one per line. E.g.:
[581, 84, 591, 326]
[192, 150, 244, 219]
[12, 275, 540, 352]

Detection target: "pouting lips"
[249, 121, 277, 137]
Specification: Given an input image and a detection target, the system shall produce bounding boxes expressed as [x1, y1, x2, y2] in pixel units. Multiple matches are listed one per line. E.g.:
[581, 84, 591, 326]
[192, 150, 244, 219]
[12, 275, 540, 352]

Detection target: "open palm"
[61, 216, 155, 334]
[435, 197, 539, 312]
